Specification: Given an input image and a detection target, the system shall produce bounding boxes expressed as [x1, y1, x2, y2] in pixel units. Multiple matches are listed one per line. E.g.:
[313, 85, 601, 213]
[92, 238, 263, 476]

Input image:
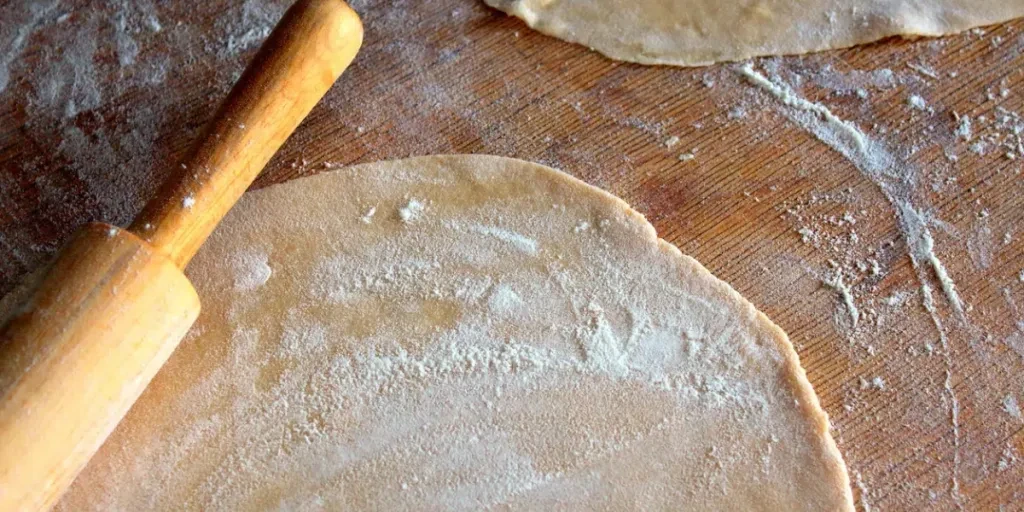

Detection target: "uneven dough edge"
[336, 154, 855, 508]
[1, 155, 856, 509]
[655, 237, 853, 505]
[484, 0, 1024, 67]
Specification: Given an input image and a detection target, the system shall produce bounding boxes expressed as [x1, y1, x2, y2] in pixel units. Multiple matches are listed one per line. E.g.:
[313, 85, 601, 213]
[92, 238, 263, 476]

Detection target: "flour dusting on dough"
[398, 197, 426, 223]
[230, 249, 271, 292]
[468, 224, 540, 255]
[53, 155, 853, 511]
[361, 206, 377, 224]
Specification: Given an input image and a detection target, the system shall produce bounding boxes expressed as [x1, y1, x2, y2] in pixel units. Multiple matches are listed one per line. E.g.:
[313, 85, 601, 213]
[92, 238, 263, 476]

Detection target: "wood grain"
[0, 1, 361, 508]
[131, 0, 362, 267]
[0, 0, 1022, 509]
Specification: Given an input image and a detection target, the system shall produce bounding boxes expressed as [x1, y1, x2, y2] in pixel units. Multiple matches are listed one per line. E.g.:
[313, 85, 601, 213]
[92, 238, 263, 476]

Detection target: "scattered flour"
[1003, 395, 1022, 420]
[486, 283, 524, 316]
[859, 376, 886, 390]
[824, 274, 859, 328]
[0, 0, 283, 294]
[398, 198, 426, 223]
[739, 63, 866, 151]
[954, 114, 972, 141]
[361, 206, 377, 224]
[919, 231, 964, 315]
[739, 63, 965, 317]
[0, 1, 60, 94]
[739, 62, 972, 507]
[884, 291, 912, 307]
[998, 446, 1018, 472]
[467, 225, 540, 256]
[811, 65, 897, 95]
[217, 0, 284, 59]
[230, 249, 272, 292]
[906, 62, 939, 79]
[853, 470, 873, 512]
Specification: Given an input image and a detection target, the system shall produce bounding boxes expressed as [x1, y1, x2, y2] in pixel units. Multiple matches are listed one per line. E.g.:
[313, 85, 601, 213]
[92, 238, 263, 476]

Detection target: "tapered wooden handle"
[0, 1, 362, 510]
[131, 0, 363, 268]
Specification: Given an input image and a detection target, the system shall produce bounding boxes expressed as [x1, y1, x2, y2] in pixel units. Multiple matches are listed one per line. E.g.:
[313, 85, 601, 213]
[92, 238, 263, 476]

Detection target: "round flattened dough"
[56, 155, 852, 510]
[485, 0, 1024, 66]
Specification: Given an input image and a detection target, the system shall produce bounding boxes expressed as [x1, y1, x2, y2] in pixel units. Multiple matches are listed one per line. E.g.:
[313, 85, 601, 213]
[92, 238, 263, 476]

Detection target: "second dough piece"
[485, 0, 1024, 66]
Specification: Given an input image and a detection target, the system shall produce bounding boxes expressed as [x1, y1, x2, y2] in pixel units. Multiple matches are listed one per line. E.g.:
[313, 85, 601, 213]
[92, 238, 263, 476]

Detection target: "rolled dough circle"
[485, 0, 1024, 66]
[55, 155, 852, 510]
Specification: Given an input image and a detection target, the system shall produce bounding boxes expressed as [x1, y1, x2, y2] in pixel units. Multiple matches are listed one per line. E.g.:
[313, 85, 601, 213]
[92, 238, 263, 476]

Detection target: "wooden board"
[1, 0, 1022, 509]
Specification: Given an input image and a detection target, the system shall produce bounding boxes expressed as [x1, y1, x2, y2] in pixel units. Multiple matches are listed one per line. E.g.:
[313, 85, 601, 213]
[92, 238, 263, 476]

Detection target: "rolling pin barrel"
[0, 225, 200, 510]
[0, 1, 362, 510]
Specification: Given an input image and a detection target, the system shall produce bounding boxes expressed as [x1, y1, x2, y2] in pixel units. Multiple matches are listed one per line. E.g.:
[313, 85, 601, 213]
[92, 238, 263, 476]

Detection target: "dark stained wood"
[0, 1, 362, 508]
[0, 0, 1021, 509]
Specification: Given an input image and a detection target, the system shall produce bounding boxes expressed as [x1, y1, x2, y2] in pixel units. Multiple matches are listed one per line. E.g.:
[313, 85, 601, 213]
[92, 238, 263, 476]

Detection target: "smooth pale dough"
[485, 0, 1024, 66]
[54, 155, 852, 510]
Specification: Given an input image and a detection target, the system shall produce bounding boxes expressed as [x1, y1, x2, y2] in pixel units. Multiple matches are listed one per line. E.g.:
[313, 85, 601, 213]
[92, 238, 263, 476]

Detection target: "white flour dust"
[0, 0, 295, 296]
[739, 63, 965, 317]
[49, 157, 851, 510]
[824, 273, 860, 328]
[464, 224, 540, 256]
[398, 198, 426, 223]
[738, 62, 978, 507]
[1003, 395, 1022, 420]
[230, 249, 272, 292]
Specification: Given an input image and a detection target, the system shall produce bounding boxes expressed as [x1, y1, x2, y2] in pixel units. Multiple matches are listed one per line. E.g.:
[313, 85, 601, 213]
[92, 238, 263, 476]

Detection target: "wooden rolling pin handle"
[131, 0, 363, 268]
[0, 1, 362, 510]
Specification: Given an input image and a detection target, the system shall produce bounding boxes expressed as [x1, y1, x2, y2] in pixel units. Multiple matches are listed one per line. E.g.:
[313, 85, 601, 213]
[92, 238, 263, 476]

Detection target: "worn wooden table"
[1, 0, 1022, 509]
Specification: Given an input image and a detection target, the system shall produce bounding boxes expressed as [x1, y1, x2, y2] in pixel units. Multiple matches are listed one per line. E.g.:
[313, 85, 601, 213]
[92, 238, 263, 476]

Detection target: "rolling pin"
[0, 0, 362, 509]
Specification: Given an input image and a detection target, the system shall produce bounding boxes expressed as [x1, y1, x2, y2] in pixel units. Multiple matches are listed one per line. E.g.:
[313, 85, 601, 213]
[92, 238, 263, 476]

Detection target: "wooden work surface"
[1, 1, 1022, 509]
